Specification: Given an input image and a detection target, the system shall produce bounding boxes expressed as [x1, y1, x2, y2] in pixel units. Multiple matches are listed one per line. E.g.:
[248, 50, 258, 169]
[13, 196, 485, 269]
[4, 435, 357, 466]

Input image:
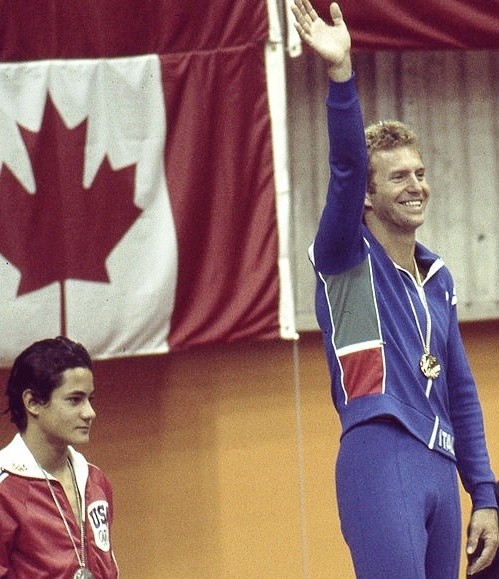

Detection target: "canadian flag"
[0, 1, 296, 366]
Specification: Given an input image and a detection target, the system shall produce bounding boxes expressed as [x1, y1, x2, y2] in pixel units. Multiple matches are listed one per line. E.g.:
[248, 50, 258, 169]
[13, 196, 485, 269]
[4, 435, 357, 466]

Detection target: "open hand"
[291, 0, 351, 80]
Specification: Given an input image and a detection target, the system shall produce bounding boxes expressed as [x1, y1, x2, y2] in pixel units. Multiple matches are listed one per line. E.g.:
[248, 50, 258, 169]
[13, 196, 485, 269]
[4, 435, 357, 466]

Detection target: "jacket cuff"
[326, 73, 358, 109]
[472, 481, 499, 511]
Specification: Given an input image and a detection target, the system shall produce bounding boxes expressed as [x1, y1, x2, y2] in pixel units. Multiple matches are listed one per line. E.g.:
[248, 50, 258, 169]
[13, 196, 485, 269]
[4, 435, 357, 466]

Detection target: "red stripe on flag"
[162, 44, 280, 349]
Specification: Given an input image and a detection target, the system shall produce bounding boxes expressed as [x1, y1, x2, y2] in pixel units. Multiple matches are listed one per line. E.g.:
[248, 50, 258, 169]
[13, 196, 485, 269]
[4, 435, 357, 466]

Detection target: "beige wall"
[1, 322, 498, 578]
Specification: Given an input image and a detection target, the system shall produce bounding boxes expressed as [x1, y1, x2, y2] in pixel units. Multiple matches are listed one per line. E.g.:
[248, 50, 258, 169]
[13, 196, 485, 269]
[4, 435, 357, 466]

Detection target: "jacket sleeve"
[311, 74, 368, 275]
[446, 305, 497, 510]
[0, 476, 17, 577]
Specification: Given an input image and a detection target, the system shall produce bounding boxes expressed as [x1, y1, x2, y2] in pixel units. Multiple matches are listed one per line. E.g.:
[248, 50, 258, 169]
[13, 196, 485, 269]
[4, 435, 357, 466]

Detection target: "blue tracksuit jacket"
[309, 74, 496, 510]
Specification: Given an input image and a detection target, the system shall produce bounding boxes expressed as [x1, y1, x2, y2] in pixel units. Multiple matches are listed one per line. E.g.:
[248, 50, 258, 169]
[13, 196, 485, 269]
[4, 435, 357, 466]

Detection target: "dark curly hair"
[5, 336, 92, 431]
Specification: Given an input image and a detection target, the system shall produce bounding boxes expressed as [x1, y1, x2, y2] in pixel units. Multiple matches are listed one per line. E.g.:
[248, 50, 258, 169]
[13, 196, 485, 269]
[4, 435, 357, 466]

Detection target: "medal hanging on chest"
[409, 258, 441, 380]
[420, 352, 440, 379]
[74, 568, 95, 579]
[38, 458, 94, 579]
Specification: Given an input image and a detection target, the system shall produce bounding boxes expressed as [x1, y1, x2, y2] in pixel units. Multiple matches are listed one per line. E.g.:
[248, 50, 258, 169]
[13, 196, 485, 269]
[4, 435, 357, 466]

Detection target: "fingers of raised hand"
[292, 0, 318, 31]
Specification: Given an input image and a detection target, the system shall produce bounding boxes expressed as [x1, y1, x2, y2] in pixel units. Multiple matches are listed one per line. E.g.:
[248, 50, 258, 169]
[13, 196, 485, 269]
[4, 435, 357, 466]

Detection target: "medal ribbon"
[405, 258, 441, 380]
[38, 459, 89, 573]
[410, 257, 431, 358]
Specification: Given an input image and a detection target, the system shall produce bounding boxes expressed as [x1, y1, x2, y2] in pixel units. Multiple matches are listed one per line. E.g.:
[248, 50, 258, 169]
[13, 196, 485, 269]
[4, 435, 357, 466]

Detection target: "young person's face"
[365, 146, 430, 233]
[36, 367, 96, 448]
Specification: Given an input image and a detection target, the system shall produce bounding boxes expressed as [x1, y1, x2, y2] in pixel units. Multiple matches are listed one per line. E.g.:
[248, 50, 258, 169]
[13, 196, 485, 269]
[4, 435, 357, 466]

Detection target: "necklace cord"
[406, 258, 441, 380]
[410, 257, 431, 355]
[39, 460, 86, 569]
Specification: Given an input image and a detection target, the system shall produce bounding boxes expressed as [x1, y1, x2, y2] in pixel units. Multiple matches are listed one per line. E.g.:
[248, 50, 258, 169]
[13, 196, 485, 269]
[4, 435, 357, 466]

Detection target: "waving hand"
[291, 0, 352, 81]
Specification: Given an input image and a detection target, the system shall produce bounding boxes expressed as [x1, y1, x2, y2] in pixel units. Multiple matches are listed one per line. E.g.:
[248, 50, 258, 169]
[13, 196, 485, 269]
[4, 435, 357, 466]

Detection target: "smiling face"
[31, 367, 96, 449]
[365, 146, 430, 234]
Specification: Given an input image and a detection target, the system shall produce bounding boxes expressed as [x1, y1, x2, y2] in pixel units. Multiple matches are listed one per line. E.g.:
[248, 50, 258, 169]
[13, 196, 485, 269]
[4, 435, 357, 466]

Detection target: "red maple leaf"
[0, 93, 142, 334]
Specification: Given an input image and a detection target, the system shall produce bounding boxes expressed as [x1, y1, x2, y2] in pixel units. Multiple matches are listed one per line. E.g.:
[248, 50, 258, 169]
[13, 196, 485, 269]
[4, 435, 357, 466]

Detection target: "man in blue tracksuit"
[291, 1, 499, 577]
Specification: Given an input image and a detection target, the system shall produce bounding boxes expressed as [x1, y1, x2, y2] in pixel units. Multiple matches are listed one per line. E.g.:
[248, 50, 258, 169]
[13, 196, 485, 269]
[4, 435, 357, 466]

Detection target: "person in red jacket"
[0, 336, 118, 579]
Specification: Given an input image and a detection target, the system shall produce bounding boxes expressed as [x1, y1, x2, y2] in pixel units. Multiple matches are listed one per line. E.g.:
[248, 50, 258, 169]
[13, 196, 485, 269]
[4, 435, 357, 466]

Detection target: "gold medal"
[408, 257, 441, 381]
[420, 353, 440, 379]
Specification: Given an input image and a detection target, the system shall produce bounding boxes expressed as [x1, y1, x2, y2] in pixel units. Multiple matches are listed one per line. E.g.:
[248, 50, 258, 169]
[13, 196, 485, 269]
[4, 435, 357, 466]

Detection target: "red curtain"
[313, 0, 499, 51]
[0, 1, 269, 60]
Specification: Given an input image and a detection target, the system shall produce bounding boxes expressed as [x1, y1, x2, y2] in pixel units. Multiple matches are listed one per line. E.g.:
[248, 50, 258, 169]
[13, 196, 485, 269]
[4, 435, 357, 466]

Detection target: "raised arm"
[292, 0, 367, 273]
[291, 0, 352, 82]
